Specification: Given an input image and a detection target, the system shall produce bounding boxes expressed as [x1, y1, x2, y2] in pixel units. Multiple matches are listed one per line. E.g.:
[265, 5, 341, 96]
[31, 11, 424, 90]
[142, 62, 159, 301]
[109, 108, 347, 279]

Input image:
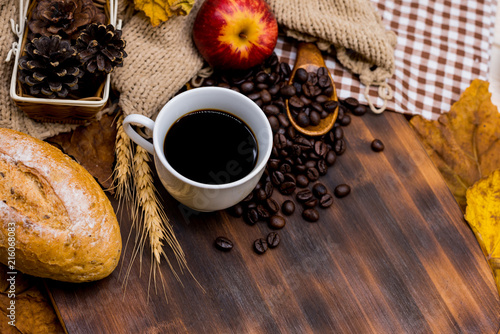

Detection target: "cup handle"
[123, 114, 155, 154]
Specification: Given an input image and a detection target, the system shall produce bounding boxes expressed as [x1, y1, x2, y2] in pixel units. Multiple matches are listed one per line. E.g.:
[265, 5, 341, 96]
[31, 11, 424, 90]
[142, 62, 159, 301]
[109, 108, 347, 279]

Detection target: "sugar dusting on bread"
[3, 132, 95, 230]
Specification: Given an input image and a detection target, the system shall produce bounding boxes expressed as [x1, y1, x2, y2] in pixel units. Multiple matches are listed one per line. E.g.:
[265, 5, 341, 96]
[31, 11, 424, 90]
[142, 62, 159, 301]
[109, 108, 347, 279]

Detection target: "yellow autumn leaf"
[134, 0, 195, 26]
[170, 0, 195, 16]
[464, 169, 500, 295]
[410, 79, 500, 211]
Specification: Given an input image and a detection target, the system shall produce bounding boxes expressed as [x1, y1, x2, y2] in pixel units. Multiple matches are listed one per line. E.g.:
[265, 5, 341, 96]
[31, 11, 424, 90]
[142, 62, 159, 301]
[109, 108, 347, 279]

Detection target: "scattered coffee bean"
[268, 215, 286, 229]
[245, 208, 259, 225]
[272, 169, 285, 184]
[264, 181, 274, 198]
[283, 172, 296, 183]
[255, 188, 268, 202]
[371, 139, 385, 152]
[214, 237, 233, 252]
[241, 81, 254, 93]
[319, 194, 334, 208]
[279, 181, 296, 195]
[296, 174, 309, 188]
[280, 163, 292, 174]
[280, 84, 296, 97]
[334, 184, 351, 198]
[261, 89, 272, 103]
[317, 160, 327, 175]
[254, 238, 268, 254]
[267, 232, 281, 248]
[352, 104, 367, 116]
[257, 204, 271, 220]
[295, 136, 312, 150]
[333, 139, 346, 155]
[333, 126, 344, 141]
[306, 167, 320, 181]
[296, 188, 314, 202]
[268, 116, 280, 131]
[246, 202, 257, 210]
[268, 158, 280, 170]
[282, 200, 295, 216]
[227, 204, 243, 217]
[274, 133, 288, 149]
[265, 198, 280, 214]
[264, 104, 280, 116]
[304, 160, 316, 169]
[343, 97, 359, 110]
[303, 198, 319, 208]
[295, 164, 306, 173]
[340, 114, 351, 126]
[312, 183, 328, 198]
[302, 208, 320, 222]
[325, 151, 336, 166]
[324, 100, 338, 112]
[314, 141, 328, 157]
[278, 114, 290, 127]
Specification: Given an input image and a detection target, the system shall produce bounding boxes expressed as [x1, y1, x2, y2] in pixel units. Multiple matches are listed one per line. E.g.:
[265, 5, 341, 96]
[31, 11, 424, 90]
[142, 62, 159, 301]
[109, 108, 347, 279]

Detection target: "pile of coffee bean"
[199, 53, 368, 254]
[284, 67, 338, 127]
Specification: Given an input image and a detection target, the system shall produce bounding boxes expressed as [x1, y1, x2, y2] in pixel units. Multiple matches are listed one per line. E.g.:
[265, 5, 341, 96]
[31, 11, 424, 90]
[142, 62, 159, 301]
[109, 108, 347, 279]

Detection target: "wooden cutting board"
[47, 111, 500, 333]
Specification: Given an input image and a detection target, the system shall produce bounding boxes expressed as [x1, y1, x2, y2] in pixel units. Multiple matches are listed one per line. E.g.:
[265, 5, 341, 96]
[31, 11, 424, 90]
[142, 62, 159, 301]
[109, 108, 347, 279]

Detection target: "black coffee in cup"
[164, 109, 258, 184]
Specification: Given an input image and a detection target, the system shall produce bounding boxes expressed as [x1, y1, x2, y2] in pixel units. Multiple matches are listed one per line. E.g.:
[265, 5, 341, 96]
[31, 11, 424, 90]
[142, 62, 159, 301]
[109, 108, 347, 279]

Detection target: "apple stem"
[239, 32, 248, 40]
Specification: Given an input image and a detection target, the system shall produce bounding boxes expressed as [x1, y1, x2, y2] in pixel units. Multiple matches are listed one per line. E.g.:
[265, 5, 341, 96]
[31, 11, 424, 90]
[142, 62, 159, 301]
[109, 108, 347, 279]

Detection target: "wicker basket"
[9, 0, 117, 124]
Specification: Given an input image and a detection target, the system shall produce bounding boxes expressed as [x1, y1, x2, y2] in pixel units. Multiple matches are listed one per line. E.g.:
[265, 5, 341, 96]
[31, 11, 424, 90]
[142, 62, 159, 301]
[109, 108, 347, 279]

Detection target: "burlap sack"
[111, 0, 204, 120]
[267, 0, 397, 113]
[0, 0, 396, 139]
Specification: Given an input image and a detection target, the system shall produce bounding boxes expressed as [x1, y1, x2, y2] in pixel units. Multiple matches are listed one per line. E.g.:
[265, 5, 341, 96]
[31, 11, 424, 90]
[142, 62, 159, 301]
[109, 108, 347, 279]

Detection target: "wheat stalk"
[111, 113, 133, 208]
[112, 114, 201, 300]
[131, 145, 199, 298]
[111, 112, 141, 283]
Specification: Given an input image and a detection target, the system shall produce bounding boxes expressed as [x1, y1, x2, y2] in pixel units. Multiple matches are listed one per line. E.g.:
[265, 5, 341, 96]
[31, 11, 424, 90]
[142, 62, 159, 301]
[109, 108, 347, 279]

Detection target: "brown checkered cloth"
[275, 0, 498, 120]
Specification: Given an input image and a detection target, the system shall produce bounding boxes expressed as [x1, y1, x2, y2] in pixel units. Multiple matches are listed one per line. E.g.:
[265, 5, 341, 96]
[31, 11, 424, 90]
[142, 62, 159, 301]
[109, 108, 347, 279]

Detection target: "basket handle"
[109, 0, 122, 29]
[5, 0, 28, 62]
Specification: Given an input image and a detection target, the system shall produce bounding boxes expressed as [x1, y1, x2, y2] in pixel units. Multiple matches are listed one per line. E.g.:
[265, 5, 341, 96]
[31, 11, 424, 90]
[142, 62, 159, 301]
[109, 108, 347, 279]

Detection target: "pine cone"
[28, 0, 106, 40]
[18, 35, 84, 99]
[76, 23, 127, 74]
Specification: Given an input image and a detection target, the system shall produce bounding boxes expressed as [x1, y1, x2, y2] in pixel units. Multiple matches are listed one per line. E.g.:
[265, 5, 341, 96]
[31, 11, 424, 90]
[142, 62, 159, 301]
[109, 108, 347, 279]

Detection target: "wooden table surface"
[47, 110, 500, 334]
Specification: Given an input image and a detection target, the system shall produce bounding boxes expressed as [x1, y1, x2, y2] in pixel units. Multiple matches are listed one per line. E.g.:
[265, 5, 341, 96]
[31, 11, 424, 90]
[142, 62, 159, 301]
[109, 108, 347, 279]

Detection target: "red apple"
[192, 0, 278, 70]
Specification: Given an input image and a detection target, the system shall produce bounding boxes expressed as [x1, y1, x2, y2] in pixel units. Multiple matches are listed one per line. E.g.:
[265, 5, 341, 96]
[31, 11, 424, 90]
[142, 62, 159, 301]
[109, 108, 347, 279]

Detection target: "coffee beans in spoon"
[286, 67, 338, 128]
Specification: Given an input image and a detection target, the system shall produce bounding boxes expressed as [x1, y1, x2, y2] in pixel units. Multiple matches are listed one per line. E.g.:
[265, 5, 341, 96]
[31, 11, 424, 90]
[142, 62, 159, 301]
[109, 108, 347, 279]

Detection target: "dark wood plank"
[47, 111, 500, 334]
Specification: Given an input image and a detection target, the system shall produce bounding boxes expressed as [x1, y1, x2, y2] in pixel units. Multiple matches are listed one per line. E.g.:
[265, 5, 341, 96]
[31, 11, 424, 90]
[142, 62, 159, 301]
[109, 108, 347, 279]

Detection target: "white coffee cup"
[123, 87, 273, 212]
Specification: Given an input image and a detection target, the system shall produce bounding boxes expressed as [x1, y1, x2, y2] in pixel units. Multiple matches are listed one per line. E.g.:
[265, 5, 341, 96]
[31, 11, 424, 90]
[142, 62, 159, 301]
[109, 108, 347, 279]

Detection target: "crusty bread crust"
[0, 128, 121, 282]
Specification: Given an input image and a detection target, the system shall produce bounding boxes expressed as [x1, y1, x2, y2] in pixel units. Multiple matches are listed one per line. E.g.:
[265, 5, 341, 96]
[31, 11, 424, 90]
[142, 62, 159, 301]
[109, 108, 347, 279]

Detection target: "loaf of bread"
[0, 128, 121, 282]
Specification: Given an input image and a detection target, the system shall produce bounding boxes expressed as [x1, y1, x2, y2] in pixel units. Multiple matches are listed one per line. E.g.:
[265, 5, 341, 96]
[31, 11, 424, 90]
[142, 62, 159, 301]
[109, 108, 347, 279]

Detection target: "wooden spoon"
[286, 43, 338, 137]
